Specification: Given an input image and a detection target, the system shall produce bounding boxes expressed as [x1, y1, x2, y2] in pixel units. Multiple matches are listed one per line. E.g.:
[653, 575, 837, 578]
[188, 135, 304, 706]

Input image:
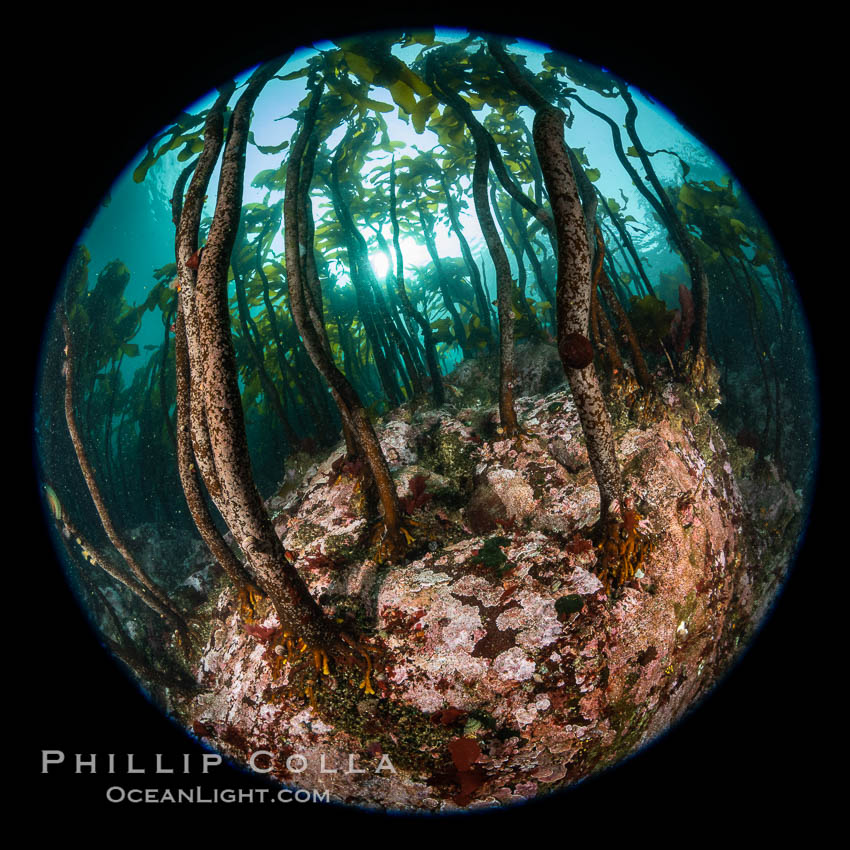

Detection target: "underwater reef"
[174, 351, 800, 810]
[34, 29, 816, 813]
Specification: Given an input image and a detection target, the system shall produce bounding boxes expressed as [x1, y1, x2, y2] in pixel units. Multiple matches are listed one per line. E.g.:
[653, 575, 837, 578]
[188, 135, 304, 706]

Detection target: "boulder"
[186, 380, 801, 812]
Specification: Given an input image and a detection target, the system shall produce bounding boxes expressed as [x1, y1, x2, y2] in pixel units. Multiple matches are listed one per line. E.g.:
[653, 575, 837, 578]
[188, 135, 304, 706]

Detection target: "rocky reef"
[172, 343, 801, 812]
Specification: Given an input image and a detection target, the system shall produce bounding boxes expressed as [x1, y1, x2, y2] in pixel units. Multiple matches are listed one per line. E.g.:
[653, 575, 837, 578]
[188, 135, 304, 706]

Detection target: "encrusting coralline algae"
[182, 356, 800, 811]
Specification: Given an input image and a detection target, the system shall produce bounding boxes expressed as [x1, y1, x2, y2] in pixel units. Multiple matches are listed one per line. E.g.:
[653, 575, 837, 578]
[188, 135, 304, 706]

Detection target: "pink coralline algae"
[186, 372, 802, 813]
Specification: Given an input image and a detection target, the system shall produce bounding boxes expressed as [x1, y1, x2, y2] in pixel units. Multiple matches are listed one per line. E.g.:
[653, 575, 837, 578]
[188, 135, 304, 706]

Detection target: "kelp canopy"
[34, 28, 816, 774]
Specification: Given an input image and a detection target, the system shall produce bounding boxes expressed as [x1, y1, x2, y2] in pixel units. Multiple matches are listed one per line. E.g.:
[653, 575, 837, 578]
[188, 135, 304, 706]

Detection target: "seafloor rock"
[125, 522, 215, 603]
[185, 378, 800, 812]
[446, 340, 564, 406]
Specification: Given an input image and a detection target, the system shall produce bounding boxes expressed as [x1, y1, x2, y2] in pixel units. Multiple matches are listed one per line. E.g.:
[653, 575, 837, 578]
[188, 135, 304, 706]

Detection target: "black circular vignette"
[22, 9, 828, 830]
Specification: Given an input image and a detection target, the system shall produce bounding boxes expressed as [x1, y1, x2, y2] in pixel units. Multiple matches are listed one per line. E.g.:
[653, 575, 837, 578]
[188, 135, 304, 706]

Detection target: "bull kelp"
[33, 29, 817, 811]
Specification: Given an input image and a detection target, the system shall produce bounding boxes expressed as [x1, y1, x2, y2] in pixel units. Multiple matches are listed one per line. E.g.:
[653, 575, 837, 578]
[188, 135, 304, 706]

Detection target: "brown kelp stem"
[427, 54, 519, 434]
[538, 110, 622, 513]
[251, 215, 320, 439]
[257, 245, 313, 429]
[600, 220, 646, 298]
[173, 303, 255, 593]
[489, 184, 543, 338]
[60, 315, 190, 637]
[390, 158, 445, 405]
[51, 490, 188, 634]
[738, 257, 784, 465]
[593, 225, 652, 389]
[170, 83, 259, 594]
[519, 115, 546, 207]
[472, 145, 520, 436]
[191, 59, 341, 650]
[569, 86, 708, 382]
[72, 551, 198, 695]
[479, 108, 556, 249]
[170, 159, 198, 227]
[619, 88, 709, 376]
[102, 351, 124, 514]
[158, 311, 176, 446]
[720, 252, 781, 464]
[596, 187, 655, 297]
[366, 272, 417, 398]
[489, 39, 623, 516]
[290, 145, 341, 432]
[296, 128, 360, 458]
[439, 170, 492, 336]
[510, 198, 555, 322]
[231, 239, 299, 446]
[415, 193, 474, 358]
[264, 258, 330, 439]
[325, 127, 402, 407]
[285, 84, 404, 557]
[175, 83, 234, 511]
[591, 251, 623, 378]
[371, 226, 426, 395]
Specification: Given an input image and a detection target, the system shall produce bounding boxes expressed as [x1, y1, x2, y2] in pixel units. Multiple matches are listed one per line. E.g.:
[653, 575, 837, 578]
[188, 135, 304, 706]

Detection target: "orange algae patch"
[595, 504, 653, 593]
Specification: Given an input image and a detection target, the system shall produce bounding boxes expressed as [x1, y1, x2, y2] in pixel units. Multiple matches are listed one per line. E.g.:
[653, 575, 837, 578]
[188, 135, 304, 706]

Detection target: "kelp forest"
[34, 30, 817, 808]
